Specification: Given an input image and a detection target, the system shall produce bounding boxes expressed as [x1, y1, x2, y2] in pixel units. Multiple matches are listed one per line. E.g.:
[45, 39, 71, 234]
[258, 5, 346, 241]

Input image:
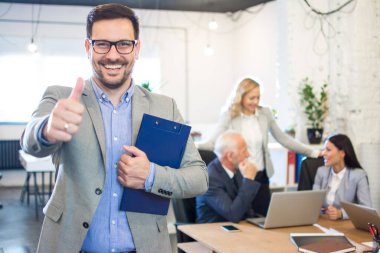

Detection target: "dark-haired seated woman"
[313, 133, 372, 220]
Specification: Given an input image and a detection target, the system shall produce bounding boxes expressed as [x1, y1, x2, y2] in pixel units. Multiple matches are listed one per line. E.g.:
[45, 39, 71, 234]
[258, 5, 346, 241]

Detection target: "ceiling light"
[208, 19, 218, 30]
[28, 38, 38, 53]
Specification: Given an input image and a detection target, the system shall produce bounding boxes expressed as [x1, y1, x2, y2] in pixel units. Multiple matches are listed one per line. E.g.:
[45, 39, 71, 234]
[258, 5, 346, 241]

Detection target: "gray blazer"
[21, 81, 208, 253]
[198, 107, 316, 177]
[313, 166, 372, 218]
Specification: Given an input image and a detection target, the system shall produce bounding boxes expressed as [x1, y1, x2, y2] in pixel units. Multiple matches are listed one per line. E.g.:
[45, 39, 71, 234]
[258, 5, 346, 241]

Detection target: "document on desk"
[290, 233, 356, 253]
[120, 113, 191, 215]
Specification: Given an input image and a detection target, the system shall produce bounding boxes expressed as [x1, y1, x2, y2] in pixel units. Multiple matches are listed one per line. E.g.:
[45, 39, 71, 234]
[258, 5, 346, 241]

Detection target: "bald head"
[214, 131, 249, 170]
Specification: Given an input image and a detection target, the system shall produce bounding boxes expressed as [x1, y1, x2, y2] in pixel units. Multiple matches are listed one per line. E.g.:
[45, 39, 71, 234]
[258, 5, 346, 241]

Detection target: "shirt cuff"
[144, 162, 156, 192]
[37, 117, 54, 147]
[341, 208, 348, 220]
[310, 149, 321, 158]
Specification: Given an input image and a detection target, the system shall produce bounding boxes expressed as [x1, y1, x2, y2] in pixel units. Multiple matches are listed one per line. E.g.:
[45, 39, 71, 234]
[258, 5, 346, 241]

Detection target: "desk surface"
[178, 217, 371, 253]
[19, 150, 55, 172]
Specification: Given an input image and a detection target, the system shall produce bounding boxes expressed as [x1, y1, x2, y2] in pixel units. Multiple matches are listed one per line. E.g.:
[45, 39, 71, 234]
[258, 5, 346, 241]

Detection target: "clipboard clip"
[153, 119, 181, 133]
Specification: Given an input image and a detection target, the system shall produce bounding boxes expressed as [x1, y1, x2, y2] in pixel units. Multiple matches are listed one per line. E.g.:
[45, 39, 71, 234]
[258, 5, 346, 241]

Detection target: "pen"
[368, 223, 380, 242]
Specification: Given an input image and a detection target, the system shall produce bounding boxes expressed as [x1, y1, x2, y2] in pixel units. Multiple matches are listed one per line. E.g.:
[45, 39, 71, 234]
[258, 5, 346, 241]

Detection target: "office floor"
[0, 186, 42, 253]
[0, 185, 178, 253]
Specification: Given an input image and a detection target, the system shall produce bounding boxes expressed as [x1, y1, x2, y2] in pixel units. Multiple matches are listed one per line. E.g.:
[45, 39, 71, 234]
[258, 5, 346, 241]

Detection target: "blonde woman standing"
[197, 77, 320, 215]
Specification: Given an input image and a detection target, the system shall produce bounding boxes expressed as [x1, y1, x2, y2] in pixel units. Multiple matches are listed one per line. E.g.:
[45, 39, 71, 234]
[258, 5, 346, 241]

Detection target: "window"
[0, 37, 160, 122]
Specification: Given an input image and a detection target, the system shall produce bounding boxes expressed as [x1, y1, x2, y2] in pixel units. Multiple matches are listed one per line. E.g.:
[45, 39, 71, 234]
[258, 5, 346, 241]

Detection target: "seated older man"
[196, 130, 261, 223]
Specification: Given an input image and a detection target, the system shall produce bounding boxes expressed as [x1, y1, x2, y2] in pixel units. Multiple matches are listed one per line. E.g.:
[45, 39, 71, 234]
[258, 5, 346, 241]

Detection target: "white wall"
[1, 1, 380, 192]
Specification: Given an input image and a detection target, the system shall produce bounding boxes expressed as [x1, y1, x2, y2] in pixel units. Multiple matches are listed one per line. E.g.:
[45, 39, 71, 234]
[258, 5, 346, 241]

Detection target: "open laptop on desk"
[246, 190, 326, 229]
[341, 201, 380, 231]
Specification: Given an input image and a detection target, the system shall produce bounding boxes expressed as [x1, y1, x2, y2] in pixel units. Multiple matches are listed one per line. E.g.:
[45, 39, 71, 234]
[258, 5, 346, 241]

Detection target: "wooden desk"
[19, 150, 55, 219]
[178, 217, 372, 253]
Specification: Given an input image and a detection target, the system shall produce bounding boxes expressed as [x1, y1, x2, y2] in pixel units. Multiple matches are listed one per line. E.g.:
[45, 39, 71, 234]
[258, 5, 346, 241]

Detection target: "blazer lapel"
[257, 107, 268, 147]
[131, 87, 149, 144]
[82, 80, 106, 166]
[335, 169, 350, 205]
[214, 159, 238, 194]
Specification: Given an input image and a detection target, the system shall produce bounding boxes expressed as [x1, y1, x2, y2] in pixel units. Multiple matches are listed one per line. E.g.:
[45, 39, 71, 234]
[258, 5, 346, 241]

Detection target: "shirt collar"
[221, 164, 235, 178]
[331, 167, 346, 180]
[91, 78, 135, 104]
[240, 109, 259, 119]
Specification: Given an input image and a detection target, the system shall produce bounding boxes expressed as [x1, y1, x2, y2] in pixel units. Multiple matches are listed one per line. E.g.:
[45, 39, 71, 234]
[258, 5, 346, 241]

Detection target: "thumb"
[69, 77, 84, 101]
[123, 145, 147, 158]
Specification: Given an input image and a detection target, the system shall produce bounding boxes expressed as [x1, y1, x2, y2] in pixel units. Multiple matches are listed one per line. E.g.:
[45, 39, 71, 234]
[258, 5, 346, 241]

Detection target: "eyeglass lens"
[92, 40, 136, 54]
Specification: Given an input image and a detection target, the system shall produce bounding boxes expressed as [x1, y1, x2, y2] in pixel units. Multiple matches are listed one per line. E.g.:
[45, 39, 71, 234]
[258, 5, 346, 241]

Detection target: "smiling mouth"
[104, 64, 122, 69]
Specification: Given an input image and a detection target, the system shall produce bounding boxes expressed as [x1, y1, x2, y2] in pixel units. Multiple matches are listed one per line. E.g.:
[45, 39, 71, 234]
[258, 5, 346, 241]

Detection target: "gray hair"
[214, 130, 242, 158]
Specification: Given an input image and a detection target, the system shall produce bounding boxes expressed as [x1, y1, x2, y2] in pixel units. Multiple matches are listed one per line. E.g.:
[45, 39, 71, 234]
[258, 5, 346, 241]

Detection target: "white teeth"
[105, 64, 122, 69]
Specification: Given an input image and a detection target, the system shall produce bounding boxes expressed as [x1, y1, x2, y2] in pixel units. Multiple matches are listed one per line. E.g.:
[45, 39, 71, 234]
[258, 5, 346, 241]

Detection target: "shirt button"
[95, 188, 102, 195]
[114, 163, 118, 168]
[113, 110, 117, 114]
[126, 97, 130, 102]
[112, 220, 116, 225]
[114, 137, 118, 141]
[111, 249, 115, 252]
[113, 192, 118, 197]
[83, 222, 89, 229]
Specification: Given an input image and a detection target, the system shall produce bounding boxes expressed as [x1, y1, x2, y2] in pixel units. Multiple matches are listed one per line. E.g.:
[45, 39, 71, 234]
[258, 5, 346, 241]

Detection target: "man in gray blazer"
[21, 4, 208, 253]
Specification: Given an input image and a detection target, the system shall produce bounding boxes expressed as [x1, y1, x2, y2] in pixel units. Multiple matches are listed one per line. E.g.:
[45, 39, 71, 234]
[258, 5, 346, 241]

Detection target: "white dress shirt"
[326, 167, 346, 206]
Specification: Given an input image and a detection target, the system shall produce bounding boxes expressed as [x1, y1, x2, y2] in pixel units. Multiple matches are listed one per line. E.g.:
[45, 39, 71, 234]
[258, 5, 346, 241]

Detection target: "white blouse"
[240, 112, 264, 171]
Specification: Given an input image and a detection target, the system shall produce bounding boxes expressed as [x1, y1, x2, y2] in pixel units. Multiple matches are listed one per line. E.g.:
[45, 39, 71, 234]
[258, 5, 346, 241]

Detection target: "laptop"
[246, 190, 326, 229]
[341, 201, 380, 231]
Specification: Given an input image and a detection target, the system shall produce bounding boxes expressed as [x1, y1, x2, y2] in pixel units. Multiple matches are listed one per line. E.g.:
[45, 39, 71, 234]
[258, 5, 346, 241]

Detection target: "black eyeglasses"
[88, 39, 138, 54]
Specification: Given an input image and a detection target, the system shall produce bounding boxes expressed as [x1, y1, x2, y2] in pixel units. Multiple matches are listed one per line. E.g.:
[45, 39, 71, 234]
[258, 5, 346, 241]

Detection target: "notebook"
[246, 190, 326, 229]
[290, 233, 356, 253]
[341, 201, 380, 231]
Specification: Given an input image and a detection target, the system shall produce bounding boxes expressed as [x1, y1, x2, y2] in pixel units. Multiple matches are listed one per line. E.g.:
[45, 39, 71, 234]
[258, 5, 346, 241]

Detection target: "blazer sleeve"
[355, 170, 372, 207]
[21, 86, 65, 157]
[264, 107, 318, 157]
[151, 98, 209, 199]
[196, 111, 231, 151]
[203, 168, 261, 223]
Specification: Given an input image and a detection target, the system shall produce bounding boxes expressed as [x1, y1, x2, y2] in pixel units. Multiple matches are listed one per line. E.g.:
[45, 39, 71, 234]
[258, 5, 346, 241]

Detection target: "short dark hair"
[326, 133, 363, 169]
[86, 3, 140, 40]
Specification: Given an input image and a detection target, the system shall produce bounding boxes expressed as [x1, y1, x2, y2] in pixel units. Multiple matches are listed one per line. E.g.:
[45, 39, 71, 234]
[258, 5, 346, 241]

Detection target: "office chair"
[297, 157, 324, 191]
[172, 149, 216, 251]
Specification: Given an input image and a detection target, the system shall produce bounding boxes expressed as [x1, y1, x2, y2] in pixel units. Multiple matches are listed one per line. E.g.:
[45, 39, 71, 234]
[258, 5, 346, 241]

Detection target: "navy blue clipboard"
[120, 113, 191, 215]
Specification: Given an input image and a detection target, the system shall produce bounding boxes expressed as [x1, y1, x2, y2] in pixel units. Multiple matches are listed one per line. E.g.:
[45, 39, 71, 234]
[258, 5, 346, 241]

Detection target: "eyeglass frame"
[88, 39, 138, 55]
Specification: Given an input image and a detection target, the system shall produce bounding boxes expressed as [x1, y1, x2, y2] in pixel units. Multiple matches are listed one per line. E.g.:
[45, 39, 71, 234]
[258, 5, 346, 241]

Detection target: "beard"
[92, 58, 135, 90]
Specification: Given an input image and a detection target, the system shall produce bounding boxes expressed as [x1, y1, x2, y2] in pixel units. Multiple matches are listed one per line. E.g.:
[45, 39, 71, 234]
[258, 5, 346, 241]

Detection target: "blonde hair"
[224, 77, 260, 119]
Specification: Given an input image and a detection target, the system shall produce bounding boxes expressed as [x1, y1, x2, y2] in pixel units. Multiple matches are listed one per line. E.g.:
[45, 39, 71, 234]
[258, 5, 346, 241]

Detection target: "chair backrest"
[297, 157, 324, 191]
[172, 149, 216, 223]
[198, 149, 217, 165]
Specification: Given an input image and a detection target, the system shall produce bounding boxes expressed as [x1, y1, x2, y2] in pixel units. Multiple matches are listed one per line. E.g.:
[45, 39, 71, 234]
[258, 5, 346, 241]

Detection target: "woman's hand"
[326, 205, 343, 220]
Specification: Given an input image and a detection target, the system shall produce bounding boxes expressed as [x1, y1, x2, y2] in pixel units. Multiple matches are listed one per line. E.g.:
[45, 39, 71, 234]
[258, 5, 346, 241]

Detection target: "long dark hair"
[86, 3, 140, 40]
[326, 134, 363, 169]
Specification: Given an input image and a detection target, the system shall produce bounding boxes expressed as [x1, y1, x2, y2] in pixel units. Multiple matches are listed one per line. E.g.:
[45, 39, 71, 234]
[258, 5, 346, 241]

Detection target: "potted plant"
[141, 81, 152, 92]
[298, 77, 328, 144]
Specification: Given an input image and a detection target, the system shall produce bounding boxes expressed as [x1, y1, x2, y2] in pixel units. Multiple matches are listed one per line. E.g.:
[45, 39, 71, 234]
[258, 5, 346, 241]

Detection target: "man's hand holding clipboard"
[118, 145, 150, 190]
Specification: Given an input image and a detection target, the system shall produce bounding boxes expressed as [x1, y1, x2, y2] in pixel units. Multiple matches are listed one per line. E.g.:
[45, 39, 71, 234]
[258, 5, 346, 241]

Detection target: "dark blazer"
[196, 158, 261, 223]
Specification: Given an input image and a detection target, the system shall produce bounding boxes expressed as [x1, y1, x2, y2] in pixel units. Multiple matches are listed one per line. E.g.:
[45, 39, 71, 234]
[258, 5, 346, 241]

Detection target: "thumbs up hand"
[43, 77, 85, 143]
